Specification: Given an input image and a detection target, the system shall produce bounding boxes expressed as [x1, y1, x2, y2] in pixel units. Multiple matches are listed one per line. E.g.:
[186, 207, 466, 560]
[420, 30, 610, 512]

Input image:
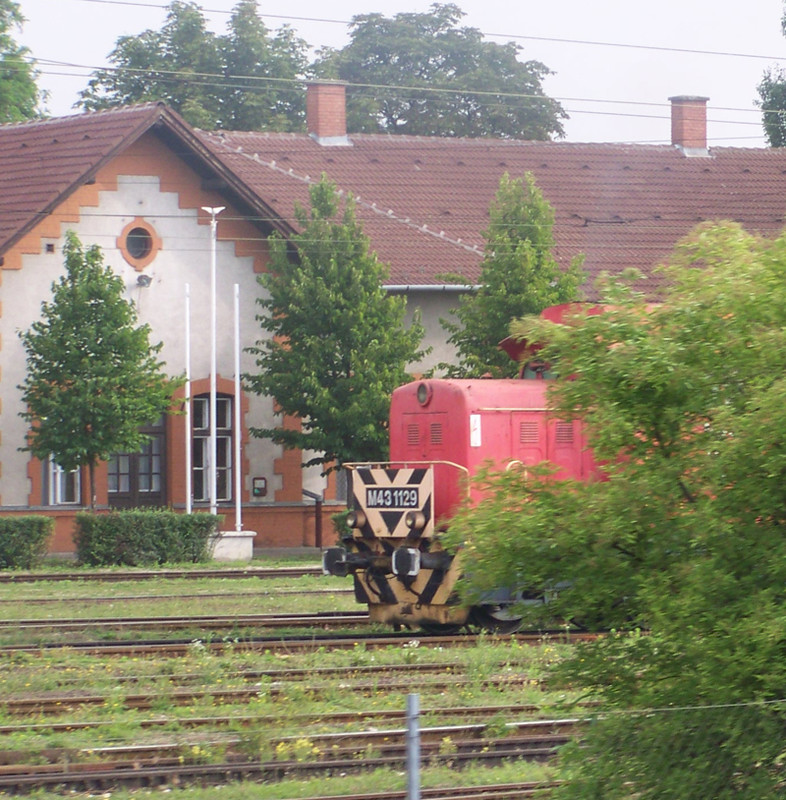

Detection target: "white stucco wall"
[0, 174, 283, 507]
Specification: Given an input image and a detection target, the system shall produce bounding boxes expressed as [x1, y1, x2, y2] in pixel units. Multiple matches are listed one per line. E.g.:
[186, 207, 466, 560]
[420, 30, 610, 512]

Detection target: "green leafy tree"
[79, 0, 307, 131]
[757, 7, 786, 146]
[448, 222, 786, 797]
[18, 232, 179, 508]
[245, 175, 426, 470]
[0, 0, 42, 122]
[314, 3, 565, 139]
[440, 172, 583, 377]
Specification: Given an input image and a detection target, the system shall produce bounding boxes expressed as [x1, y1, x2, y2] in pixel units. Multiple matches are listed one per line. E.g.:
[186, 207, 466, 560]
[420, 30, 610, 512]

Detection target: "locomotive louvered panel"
[519, 421, 539, 444]
[407, 424, 420, 447]
[555, 422, 574, 444]
[351, 466, 434, 539]
[430, 423, 443, 445]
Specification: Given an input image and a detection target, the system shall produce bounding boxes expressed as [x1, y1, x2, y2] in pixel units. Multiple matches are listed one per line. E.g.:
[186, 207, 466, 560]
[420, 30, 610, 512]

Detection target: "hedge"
[0, 516, 54, 569]
[74, 510, 221, 566]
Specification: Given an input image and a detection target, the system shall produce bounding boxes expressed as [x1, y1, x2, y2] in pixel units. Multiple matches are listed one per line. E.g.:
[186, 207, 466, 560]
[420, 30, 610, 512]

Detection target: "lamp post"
[202, 206, 225, 515]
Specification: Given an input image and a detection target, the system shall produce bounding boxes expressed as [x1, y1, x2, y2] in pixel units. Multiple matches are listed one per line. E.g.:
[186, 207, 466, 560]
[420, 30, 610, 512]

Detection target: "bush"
[74, 510, 221, 566]
[0, 516, 53, 569]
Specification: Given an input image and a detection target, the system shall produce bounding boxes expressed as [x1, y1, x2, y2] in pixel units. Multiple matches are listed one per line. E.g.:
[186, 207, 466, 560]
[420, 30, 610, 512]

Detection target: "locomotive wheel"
[419, 621, 465, 635]
[470, 605, 523, 634]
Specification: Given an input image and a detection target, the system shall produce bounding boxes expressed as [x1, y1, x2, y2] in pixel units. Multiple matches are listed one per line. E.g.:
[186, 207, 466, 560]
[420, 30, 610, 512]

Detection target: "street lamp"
[202, 206, 225, 515]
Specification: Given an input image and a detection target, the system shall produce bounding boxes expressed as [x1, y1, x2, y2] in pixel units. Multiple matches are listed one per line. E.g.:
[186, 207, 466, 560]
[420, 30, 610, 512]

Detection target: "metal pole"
[185, 283, 192, 514]
[201, 206, 224, 516]
[406, 693, 421, 800]
[233, 283, 242, 532]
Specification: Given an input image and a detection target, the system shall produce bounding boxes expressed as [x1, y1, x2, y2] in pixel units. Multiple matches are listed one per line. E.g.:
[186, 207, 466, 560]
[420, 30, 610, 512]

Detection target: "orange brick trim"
[117, 217, 162, 271]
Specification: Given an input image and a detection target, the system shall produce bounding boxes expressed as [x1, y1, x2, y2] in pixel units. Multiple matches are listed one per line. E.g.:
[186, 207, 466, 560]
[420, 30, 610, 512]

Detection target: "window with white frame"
[45, 458, 81, 505]
[192, 394, 232, 503]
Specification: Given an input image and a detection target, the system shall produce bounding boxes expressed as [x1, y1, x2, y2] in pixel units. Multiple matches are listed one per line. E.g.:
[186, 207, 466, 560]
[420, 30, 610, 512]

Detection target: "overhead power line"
[69, 0, 786, 64]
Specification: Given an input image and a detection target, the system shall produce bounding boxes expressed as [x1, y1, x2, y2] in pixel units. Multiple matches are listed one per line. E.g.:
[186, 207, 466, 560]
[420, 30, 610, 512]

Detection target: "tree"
[314, 3, 565, 139]
[18, 232, 179, 508]
[440, 172, 583, 377]
[79, 0, 307, 131]
[758, 68, 786, 147]
[0, 0, 41, 122]
[447, 222, 786, 797]
[758, 8, 786, 146]
[245, 175, 426, 470]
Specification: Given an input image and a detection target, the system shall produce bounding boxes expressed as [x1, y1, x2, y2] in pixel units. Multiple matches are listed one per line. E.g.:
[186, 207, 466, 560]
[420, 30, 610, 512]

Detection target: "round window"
[117, 218, 161, 269]
[126, 227, 153, 260]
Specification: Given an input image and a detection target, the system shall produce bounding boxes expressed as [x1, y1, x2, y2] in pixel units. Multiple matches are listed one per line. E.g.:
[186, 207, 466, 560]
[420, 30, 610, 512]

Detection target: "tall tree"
[79, 0, 307, 131]
[218, 0, 307, 131]
[18, 232, 179, 507]
[245, 175, 426, 470]
[314, 3, 565, 139]
[440, 172, 583, 377]
[0, 0, 41, 122]
[758, 6, 786, 146]
[449, 222, 786, 797]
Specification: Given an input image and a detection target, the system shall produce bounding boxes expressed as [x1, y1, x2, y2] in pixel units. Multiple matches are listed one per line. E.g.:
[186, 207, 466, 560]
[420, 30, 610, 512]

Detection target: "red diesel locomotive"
[322, 306, 598, 633]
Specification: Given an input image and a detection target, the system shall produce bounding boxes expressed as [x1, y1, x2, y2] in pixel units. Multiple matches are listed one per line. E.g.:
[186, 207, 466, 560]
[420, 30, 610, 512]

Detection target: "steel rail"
[0, 734, 568, 792]
[0, 610, 369, 632]
[0, 566, 322, 583]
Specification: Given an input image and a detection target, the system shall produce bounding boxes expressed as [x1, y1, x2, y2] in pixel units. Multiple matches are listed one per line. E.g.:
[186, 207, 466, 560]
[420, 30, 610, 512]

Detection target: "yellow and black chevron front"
[352, 467, 434, 539]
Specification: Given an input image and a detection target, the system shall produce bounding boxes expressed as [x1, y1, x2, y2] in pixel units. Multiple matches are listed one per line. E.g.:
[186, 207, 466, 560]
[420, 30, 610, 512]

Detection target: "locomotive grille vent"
[430, 423, 443, 445]
[519, 421, 540, 444]
[555, 422, 574, 444]
[407, 424, 419, 447]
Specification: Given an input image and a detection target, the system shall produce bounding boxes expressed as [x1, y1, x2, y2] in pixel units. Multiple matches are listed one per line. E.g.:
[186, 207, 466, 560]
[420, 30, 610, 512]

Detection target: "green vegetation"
[451, 221, 786, 798]
[246, 175, 425, 470]
[314, 3, 565, 139]
[0, 564, 573, 798]
[439, 171, 583, 377]
[0, 516, 52, 568]
[18, 232, 180, 507]
[74, 509, 220, 566]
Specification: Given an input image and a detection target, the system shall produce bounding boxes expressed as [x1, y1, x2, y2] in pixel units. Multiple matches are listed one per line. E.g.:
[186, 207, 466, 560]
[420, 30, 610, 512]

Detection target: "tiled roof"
[0, 104, 170, 256]
[199, 130, 786, 298]
[3, 104, 786, 300]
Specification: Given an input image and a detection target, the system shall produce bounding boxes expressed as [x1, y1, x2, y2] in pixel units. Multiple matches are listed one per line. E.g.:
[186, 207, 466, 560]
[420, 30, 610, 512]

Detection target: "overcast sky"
[15, 0, 786, 146]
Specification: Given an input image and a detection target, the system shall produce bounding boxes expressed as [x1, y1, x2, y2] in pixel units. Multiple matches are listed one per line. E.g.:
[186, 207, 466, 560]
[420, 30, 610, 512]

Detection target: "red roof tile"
[3, 104, 786, 301]
[199, 130, 786, 298]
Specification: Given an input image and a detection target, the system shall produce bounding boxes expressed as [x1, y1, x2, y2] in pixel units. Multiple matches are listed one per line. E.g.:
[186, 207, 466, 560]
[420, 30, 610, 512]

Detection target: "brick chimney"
[669, 95, 709, 155]
[306, 81, 351, 146]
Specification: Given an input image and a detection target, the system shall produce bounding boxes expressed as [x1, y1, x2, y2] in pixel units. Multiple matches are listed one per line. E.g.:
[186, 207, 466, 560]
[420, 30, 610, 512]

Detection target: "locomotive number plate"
[366, 487, 419, 509]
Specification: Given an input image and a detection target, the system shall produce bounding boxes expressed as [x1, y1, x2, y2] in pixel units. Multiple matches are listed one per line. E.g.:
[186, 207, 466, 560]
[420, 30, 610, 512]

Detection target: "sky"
[14, 0, 786, 146]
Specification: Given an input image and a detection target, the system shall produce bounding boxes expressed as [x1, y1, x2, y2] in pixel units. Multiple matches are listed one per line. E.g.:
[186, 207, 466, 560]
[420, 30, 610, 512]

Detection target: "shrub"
[0, 516, 53, 569]
[74, 510, 221, 566]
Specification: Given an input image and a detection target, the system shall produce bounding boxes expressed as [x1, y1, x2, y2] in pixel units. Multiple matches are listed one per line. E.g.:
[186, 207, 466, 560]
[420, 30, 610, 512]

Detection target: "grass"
[0, 564, 577, 797]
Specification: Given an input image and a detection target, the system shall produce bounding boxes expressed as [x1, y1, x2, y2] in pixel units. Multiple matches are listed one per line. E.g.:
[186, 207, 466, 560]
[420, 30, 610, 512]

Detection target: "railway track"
[0, 723, 573, 793]
[0, 701, 561, 735]
[0, 609, 369, 633]
[0, 565, 322, 583]
[0, 629, 590, 656]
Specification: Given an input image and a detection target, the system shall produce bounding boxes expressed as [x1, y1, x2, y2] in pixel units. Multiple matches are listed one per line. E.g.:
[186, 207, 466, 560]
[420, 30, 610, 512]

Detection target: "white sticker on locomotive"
[366, 487, 419, 509]
[470, 414, 482, 447]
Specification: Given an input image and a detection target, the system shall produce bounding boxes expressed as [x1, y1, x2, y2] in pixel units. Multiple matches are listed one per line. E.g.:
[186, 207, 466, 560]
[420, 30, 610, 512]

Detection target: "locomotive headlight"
[405, 510, 427, 531]
[346, 509, 367, 529]
[416, 382, 432, 406]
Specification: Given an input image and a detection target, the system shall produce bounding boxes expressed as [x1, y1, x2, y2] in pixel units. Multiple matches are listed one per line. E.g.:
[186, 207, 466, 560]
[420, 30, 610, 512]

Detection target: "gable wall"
[0, 132, 324, 549]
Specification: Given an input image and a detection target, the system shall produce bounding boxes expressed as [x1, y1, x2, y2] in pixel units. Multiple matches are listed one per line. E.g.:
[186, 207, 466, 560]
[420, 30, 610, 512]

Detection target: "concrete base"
[210, 530, 256, 562]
